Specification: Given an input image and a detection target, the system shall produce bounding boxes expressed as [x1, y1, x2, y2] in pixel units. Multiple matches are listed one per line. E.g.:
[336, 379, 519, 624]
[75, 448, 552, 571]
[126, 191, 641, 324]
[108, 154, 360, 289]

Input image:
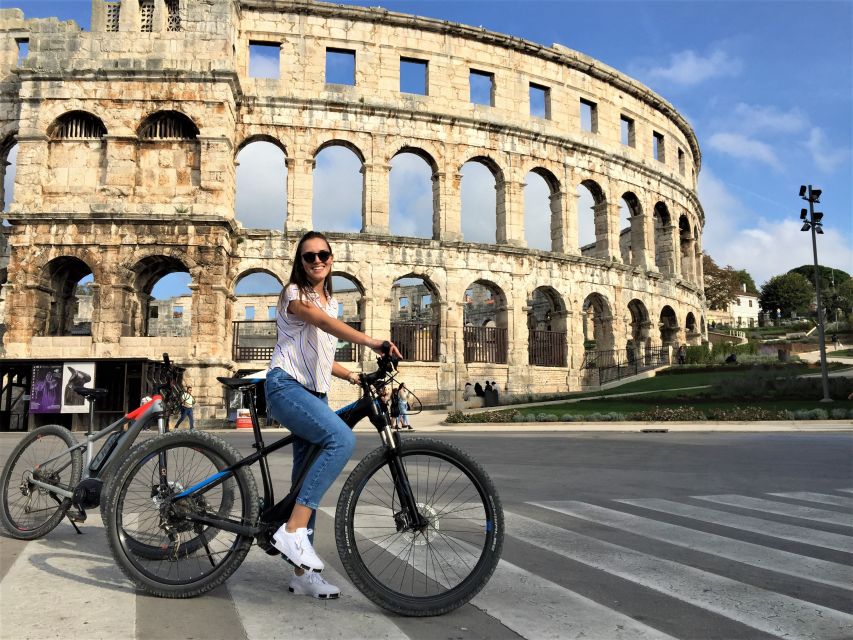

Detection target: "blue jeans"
[174, 407, 194, 429]
[265, 368, 355, 519]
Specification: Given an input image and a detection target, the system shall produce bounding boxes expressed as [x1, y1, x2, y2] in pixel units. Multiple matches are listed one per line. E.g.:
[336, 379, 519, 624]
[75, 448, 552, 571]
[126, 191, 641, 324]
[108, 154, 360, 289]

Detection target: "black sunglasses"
[301, 250, 332, 263]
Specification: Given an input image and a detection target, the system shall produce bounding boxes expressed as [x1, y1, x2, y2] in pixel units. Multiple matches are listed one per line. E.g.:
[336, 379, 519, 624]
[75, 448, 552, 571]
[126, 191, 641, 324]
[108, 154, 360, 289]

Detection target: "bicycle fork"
[386, 435, 429, 534]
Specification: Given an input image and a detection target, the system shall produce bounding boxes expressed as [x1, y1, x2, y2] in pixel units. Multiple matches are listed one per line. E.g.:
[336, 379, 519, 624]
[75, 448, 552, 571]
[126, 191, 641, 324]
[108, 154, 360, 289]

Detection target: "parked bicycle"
[103, 345, 504, 616]
[0, 354, 184, 539]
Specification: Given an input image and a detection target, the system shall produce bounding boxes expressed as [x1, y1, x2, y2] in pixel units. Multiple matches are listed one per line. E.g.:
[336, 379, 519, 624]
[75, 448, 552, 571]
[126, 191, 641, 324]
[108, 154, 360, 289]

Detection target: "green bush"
[830, 408, 848, 420]
[630, 405, 706, 421]
[685, 344, 713, 364]
[560, 413, 576, 422]
[445, 409, 518, 423]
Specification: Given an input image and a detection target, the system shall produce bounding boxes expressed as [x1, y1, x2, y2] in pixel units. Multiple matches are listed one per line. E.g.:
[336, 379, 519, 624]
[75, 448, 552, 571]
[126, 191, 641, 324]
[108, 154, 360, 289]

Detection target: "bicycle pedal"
[255, 530, 280, 556]
[67, 510, 87, 523]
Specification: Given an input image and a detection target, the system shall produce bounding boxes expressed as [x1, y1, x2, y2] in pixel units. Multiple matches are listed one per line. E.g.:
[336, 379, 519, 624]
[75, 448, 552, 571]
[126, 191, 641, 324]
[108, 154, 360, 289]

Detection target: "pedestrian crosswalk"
[0, 488, 850, 640]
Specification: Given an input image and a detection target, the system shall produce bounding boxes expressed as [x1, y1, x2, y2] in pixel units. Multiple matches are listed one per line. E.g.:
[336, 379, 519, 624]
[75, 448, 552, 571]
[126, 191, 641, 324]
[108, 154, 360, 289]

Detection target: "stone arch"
[685, 311, 700, 344]
[313, 140, 365, 232]
[528, 285, 567, 367]
[627, 298, 652, 360]
[332, 271, 365, 362]
[47, 111, 108, 191]
[678, 214, 695, 281]
[576, 178, 608, 257]
[391, 272, 441, 361]
[1, 132, 18, 212]
[230, 269, 284, 360]
[659, 304, 679, 347]
[235, 138, 287, 230]
[524, 166, 562, 252]
[235, 133, 287, 157]
[136, 110, 200, 195]
[460, 155, 504, 245]
[36, 256, 95, 337]
[389, 147, 437, 240]
[463, 279, 508, 363]
[127, 254, 192, 337]
[653, 201, 675, 275]
[581, 292, 614, 352]
[620, 191, 645, 267]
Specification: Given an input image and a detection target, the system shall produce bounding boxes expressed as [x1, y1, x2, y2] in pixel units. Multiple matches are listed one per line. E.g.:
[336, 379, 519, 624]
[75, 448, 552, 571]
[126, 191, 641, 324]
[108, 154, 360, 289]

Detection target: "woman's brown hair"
[277, 231, 334, 310]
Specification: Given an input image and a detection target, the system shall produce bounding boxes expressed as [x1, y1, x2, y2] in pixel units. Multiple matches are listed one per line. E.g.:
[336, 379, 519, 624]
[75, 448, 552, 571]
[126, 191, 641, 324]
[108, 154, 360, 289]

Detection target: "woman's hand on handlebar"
[369, 338, 403, 360]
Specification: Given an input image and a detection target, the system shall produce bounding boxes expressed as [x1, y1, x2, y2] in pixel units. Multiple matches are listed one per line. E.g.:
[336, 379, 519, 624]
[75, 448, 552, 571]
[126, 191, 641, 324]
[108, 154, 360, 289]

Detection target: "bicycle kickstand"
[51, 494, 83, 534]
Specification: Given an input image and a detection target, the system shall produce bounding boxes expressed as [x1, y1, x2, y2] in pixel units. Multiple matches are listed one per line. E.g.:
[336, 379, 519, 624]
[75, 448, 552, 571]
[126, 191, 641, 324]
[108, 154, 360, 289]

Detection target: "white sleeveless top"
[269, 284, 338, 393]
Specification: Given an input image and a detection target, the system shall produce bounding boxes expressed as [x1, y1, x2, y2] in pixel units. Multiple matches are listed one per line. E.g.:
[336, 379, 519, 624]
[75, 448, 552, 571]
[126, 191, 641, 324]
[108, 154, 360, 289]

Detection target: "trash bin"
[236, 408, 253, 429]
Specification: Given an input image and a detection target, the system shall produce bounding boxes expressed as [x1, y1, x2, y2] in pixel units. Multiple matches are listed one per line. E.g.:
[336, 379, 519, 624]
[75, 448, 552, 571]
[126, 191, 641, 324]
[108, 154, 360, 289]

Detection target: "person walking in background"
[677, 344, 687, 365]
[390, 385, 401, 429]
[474, 381, 484, 397]
[397, 383, 413, 431]
[173, 385, 195, 430]
[462, 382, 472, 401]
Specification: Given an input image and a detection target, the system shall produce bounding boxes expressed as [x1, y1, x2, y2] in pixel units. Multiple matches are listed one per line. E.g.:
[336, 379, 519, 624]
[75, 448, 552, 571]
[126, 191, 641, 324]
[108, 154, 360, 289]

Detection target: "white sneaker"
[289, 571, 340, 599]
[271, 526, 324, 572]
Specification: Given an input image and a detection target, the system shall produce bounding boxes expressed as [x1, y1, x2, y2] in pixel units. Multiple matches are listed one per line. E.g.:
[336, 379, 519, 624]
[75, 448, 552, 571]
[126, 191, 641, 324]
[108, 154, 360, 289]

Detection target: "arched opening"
[460, 159, 498, 244]
[129, 256, 191, 337]
[235, 139, 287, 230]
[232, 270, 283, 361]
[136, 110, 200, 195]
[577, 179, 606, 256]
[390, 275, 440, 361]
[389, 150, 434, 239]
[313, 143, 363, 233]
[524, 168, 561, 251]
[527, 286, 567, 367]
[620, 192, 643, 266]
[38, 257, 94, 337]
[626, 298, 652, 364]
[332, 273, 364, 362]
[679, 215, 694, 281]
[2, 137, 19, 213]
[46, 111, 107, 192]
[463, 281, 507, 363]
[653, 202, 674, 275]
[659, 305, 679, 347]
[582, 293, 614, 352]
[685, 311, 700, 344]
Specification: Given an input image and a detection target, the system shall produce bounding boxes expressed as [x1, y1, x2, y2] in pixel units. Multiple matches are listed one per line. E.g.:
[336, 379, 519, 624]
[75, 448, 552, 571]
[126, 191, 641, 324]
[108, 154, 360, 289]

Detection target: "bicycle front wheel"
[0, 425, 83, 539]
[335, 437, 503, 616]
[104, 431, 258, 598]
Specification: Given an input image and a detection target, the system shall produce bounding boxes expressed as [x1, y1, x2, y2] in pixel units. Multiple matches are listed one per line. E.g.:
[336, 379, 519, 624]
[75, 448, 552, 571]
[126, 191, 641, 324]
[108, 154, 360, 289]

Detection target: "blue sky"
[5, 0, 852, 297]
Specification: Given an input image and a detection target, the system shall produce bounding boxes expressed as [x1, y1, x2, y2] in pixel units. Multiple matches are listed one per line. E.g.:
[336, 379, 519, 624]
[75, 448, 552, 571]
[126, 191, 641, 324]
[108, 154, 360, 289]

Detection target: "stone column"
[597, 202, 622, 261]
[152, 0, 167, 32]
[667, 224, 680, 277]
[505, 299, 529, 394]
[548, 190, 569, 253]
[103, 136, 136, 195]
[119, 0, 139, 32]
[285, 156, 314, 233]
[434, 170, 463, 242]
[681, 237, 696, 281]
[630, 213, 652, 269]
[496, 179, 525, 247]
[198, 137, 234, 218]
[361, 162, 390, 235]
[654, 223, 677, 276]
[9, 135, 48, 213]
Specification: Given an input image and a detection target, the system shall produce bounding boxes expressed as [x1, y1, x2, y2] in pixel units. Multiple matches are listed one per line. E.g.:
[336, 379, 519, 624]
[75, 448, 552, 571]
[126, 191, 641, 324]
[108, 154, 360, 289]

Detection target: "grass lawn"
[830, 348, 853, 357]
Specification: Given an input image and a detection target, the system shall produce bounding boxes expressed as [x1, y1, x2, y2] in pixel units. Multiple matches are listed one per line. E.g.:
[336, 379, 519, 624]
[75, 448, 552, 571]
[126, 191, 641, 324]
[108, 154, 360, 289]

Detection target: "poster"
[61, 362, 96, 414]
[30, 365, 63, 414]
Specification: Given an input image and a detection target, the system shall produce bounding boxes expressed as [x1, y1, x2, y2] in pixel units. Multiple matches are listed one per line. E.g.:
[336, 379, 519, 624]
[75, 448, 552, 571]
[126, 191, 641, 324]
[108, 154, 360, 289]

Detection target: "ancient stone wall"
[0, 0, 707, 423]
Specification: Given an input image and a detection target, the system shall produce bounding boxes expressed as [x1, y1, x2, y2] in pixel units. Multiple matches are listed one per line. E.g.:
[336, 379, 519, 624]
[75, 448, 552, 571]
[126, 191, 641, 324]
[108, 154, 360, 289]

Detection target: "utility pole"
[798, 184, 832, 402]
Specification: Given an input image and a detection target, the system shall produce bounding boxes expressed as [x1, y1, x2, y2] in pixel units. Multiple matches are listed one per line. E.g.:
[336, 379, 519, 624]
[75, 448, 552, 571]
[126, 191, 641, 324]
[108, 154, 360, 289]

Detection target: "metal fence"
[391, 322, 440, 362]
[528, 330, 567, 367]
[335, 321, 363, 362]
[232, 320, 276, 361]
[463, 326, 508, 364]
[583, 345, 671, 385]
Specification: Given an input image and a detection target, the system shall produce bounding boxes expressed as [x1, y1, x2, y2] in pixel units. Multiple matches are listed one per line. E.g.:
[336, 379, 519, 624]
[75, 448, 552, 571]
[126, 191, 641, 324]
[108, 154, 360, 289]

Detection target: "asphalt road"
[1, 430, 851, 640]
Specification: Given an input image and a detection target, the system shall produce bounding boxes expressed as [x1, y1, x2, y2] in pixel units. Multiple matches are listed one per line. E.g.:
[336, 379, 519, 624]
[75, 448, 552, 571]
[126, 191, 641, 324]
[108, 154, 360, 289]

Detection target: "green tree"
[787, 265, 850, 291]
[734, 270, 758, 295]
[702, 253, 741, 310]
[759, 273, 814, 317]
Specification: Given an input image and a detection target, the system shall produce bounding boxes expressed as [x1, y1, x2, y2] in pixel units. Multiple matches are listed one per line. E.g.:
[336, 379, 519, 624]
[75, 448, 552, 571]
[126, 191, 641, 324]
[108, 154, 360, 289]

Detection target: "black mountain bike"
[0, 354, 184, 539]
[102, 345, 503, 617]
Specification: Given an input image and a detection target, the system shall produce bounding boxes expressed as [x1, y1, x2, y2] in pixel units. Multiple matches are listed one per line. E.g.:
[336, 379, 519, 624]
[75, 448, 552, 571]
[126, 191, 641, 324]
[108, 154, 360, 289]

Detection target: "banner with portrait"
[30, 365, 63, 414]
[61, 362, 96, 414]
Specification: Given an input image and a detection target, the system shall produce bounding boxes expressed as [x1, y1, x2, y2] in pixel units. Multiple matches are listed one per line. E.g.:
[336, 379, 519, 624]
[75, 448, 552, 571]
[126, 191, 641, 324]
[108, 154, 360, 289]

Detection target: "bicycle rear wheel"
[0, 425, 83, 539]
[104, 431, 258, 597]
[335, 437, 503, 616]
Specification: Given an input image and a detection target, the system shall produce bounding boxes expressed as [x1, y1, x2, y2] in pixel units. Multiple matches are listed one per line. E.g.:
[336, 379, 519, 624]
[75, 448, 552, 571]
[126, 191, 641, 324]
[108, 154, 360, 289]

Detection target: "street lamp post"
[798, 184, 832, 402]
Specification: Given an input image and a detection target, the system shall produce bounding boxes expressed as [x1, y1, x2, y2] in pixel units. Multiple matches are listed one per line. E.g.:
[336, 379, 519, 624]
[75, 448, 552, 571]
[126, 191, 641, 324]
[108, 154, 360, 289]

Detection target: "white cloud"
[806, 127, 849, 173]
[640, 49, 742, 86]
[729, 103, 808, 135]
[460, 162, 497, 244]
[313, 147, 362, 233]
[699, 168, 852, 286]
[389, 153, 433, 238]
[707, 132, 783, 170]
[235, 142, 287, 230]
[524, 172, 551, 250]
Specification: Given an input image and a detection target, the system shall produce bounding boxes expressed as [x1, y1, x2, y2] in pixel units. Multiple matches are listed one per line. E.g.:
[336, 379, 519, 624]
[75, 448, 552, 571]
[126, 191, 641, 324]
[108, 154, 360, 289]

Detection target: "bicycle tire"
[0, 425, 83, 540]
[335, 437, 503, 616]
[104, 431, 258, 597]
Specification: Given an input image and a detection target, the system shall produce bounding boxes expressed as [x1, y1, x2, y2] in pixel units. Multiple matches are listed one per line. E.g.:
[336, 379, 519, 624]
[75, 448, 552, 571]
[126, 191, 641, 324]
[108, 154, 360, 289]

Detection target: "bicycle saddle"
[73, 386, 109, 400]
[217, 377, 261, 390]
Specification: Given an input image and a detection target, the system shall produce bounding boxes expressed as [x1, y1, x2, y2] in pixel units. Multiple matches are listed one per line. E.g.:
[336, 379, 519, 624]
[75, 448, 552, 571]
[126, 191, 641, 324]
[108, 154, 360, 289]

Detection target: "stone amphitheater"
[0, 0, 706, 428]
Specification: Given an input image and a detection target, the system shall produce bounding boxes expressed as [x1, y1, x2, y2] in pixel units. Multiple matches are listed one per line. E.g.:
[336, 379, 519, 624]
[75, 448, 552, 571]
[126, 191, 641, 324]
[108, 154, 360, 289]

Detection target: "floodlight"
[811, 189, 822, 202]
[800, 208, 808, 219]
[801, 222, 811, 232]
[813, 212, 824, 222]
[816, 226, 824, 235]
[799, 185, 807, 197]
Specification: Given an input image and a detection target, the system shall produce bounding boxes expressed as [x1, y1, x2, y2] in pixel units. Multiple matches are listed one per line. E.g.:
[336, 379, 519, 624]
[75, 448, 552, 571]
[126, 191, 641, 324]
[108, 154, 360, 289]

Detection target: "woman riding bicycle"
[266, 230, 402, 599]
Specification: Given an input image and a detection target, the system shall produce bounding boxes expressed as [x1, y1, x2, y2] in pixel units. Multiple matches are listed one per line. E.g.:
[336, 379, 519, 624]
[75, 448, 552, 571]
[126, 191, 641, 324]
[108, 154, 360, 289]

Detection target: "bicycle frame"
[169, 374, 427, 539]
[23, 396, 168, 501]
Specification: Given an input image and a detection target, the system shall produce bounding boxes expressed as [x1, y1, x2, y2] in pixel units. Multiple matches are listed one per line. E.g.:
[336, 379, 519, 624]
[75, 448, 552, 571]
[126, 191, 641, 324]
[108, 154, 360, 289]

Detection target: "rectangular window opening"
[16, 39, 28, 67]
[245, 306, 255, 321]
[678, 147, 686, 175]
[620, 114, 635, 147]
[399, 297, 409, 310]
[400, 57, 428, 95]
[267, 306, 277, 320]
[469, 69, 495, 106]
[529, 83, 550, 119]
[580, 98, 598, 133]
[653, 131, 665, 162]
[173, 305, 184, 319]
[249, 41, 280, 79]
[326, 48, 356, 86]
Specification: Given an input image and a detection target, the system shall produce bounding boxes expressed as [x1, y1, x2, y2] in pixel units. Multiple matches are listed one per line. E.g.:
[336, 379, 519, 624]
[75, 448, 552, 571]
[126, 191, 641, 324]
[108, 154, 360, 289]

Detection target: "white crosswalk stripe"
[768, 491, 853, 508]
[532, 500, 853, 589]
[694, 494, 853, 526]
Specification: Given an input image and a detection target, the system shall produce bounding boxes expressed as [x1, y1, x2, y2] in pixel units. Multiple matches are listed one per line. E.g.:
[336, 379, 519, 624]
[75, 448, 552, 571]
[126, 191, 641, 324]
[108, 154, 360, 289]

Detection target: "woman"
[266, 231, 402, 599]
[397, 382, 413, 430]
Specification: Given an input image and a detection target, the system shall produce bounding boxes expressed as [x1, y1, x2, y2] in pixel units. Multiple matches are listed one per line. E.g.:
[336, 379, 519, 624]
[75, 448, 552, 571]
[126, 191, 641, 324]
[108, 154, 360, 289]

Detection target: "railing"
[528, 330, 567, 367]
[232, 320, 276, 361]
[463, 326, 508, 364]
[391, 322, 440, 362]
[583, 345, 671, 385]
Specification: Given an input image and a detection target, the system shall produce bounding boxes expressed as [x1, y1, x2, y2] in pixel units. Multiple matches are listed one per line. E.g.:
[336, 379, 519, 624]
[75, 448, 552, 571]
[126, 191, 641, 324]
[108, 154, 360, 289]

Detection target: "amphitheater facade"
[0, 0, 706, 428]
